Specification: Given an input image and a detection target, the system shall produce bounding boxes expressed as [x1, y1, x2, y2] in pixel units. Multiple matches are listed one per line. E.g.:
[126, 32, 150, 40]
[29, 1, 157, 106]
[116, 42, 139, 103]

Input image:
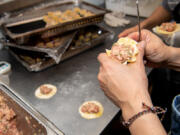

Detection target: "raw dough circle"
[155, 24, 180, 35]
[35, 84, 57, 99]
[79, 101, 104, 119]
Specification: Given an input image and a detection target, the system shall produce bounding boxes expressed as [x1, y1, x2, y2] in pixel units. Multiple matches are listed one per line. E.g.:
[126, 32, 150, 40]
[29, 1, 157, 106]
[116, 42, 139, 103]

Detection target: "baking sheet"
[0, 90, 47, 135]
[0, 82, 64, 135]
[1, 1, 110, 44]
[1, 31, 76, 63]
[0, 16, 151, 135]
[7, 25, 113, 72]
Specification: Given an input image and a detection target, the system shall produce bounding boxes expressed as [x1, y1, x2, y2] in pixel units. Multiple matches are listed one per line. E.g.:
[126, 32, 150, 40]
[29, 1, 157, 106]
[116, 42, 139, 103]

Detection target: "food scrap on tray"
[36, 37, 62, 48]
[0, 95, 22, 135]
[106, 37, 139, 64]
[20, 55, 43, 65]
[69, 31, 100, 50]
[43, 7, 95, 27]
[79, 101, 104, 119]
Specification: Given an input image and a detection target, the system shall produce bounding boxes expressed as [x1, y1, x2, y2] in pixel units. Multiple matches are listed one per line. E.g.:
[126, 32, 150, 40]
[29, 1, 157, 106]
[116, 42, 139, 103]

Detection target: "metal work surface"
[0, 16, 151, 135]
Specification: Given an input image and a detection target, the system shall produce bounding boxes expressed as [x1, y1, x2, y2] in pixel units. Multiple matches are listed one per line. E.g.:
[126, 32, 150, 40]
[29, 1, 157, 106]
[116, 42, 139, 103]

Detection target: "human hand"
[98, 42, 152, 120]
[128, 29, 169, 68]
[118, 25, 138, 38]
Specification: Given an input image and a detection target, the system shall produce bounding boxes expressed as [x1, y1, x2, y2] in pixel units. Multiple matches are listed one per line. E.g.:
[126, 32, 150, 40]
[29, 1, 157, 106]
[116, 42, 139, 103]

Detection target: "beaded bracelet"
[121, 103, 167, 128]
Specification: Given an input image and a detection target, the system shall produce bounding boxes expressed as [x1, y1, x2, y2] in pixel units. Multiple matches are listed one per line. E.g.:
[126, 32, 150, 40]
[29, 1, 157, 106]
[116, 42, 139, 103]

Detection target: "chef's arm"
[140, 6, 171, 29]
[119, 6, 171, 38]
[98, 44, 167, 135]
[127, 29, 180, 72]
[122, 99, 167, 135]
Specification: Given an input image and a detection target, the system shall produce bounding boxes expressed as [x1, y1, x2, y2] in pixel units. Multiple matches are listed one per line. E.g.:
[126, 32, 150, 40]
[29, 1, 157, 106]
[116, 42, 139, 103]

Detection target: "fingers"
[138, 41, 146, 55]
[127, 29, 151, 42]
[127, 32, 139, 41]
[98, 53, 118, 66]
[118, 30, 129, 38]
[132, 41, 146, 66]
[97, 53, 110, 64]
[118, 26, 139, 38]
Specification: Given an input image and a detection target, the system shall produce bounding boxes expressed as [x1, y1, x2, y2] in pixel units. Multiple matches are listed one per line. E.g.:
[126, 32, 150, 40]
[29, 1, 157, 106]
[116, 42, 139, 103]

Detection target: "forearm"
[140, 6, 171, 29]
[166, 46, 180, 71]
[129, 114, 166, 135]
[121, 91, 167, 135]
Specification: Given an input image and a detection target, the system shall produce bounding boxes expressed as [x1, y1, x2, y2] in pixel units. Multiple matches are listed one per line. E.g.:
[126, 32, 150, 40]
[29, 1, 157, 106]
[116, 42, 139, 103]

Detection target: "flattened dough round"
[155, 24, 180, 35]
[35, 84, 57, 99]
[79, 101, 104, 119]
[106, 37, 138, 64]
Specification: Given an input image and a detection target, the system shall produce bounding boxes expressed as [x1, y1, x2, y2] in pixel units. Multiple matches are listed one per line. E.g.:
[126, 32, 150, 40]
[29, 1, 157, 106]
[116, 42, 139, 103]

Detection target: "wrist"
[121, 93, 153, 121]
[165, 46, 180, 70]
[155, 45, 172, 68]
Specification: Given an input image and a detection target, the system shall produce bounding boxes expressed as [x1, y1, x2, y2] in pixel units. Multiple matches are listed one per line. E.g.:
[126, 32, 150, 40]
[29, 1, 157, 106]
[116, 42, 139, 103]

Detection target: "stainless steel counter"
[0, 16, 151, 135]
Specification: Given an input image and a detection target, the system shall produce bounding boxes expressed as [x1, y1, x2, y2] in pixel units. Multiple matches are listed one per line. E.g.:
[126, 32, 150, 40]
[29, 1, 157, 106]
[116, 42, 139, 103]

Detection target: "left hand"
[97, 42, 152, 120]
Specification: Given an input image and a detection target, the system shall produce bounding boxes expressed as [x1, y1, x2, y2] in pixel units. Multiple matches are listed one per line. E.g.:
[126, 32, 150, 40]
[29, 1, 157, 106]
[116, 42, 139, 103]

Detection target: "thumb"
[136, 41, 146, 65]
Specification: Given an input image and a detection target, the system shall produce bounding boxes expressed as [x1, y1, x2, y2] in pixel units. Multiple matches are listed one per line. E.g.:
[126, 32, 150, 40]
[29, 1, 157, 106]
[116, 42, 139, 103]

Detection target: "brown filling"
[160, 22, 176, 32]
[81, 102, 100, 114]
[40, 86, 53, 95]
[111, 43, 135, 63]
[0, 96, 21, 135]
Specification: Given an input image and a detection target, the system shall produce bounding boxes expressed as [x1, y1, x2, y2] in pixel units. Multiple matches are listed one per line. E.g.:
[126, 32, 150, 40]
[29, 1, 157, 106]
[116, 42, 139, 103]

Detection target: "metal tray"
[0, 82, 64, 135]
[0, 0, 45, 14]
[1, 1, 110, 44]
[7, 25, 113, 72]
[1, 31, 76, 63]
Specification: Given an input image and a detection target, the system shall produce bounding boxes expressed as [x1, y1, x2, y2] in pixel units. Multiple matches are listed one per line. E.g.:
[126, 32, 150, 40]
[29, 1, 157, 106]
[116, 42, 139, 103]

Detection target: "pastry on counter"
[35, 84, 57, 99]
[79, 101, 104, 119]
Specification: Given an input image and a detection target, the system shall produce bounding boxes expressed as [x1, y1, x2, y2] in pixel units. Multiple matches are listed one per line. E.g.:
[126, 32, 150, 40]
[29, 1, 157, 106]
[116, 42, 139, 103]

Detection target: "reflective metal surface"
[0, 82, 64, 135]
[0, 16, 151, 135]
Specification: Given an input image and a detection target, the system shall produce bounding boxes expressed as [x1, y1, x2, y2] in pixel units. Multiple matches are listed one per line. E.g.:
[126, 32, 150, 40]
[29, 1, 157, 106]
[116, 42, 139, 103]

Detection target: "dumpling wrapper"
[155, 23, 180, 35]
[106, 37, 138, 64]
[79, 101, 104, 120]
[35, 84, 57, 99]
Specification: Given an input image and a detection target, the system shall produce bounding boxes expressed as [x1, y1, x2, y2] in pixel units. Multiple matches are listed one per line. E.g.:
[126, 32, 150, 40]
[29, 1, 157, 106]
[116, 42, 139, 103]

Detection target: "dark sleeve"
[162, 0, 171, 13]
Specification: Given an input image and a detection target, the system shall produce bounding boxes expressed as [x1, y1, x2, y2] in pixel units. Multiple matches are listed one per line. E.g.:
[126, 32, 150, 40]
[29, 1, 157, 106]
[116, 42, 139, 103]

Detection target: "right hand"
[127, 29, 169, 68]
[118, 25, 138, 38]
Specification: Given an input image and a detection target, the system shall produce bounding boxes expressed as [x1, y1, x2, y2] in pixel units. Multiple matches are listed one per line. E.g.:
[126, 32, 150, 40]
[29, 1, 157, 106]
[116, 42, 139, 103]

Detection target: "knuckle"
[142, 29, 150, 34]
[98, 53, 105, 58]
[102, 62, 110, 69]
[97, 53, 105, 62]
